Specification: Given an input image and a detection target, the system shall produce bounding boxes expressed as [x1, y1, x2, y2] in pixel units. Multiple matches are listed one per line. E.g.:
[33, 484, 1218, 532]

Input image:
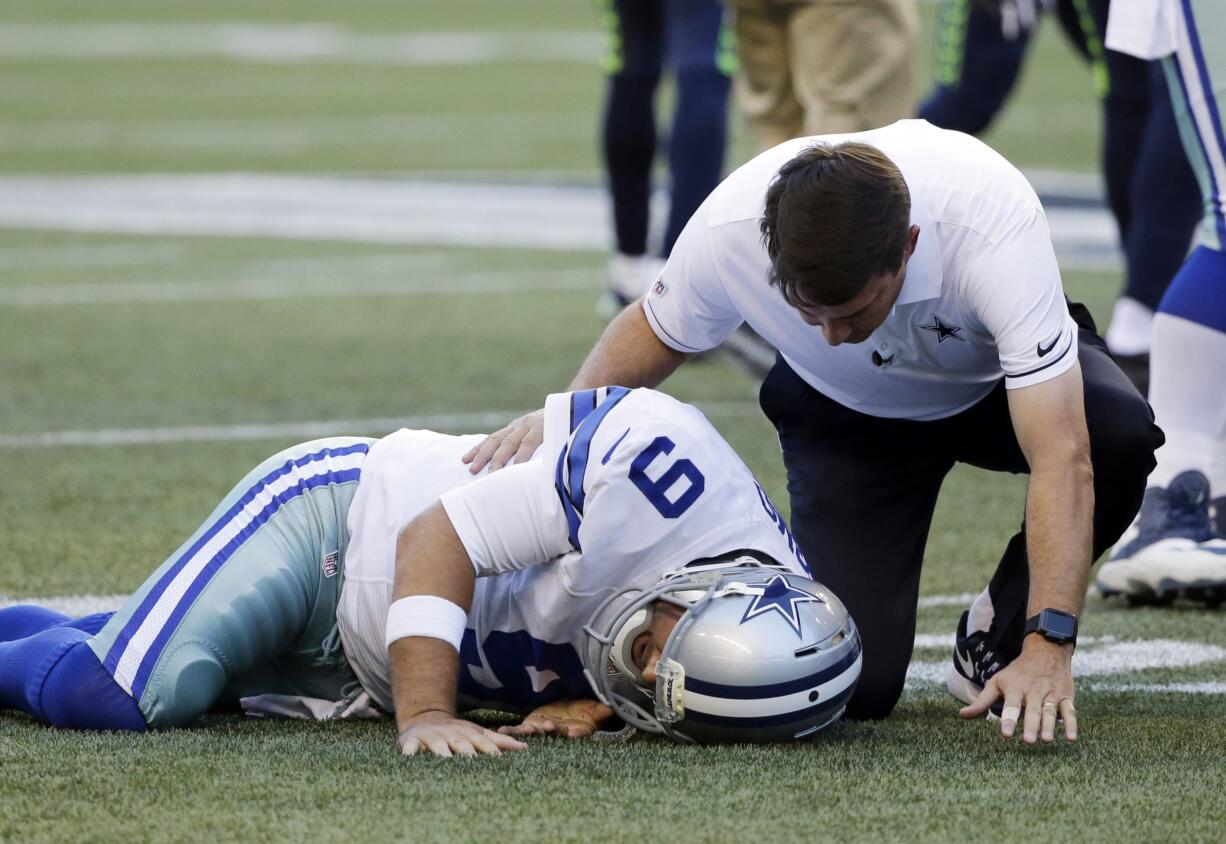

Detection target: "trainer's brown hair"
[760, 142, 911, 308]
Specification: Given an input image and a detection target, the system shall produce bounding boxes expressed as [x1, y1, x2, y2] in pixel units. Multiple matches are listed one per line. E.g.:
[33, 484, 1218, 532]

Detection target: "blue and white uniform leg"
[90, 437, 372, 727]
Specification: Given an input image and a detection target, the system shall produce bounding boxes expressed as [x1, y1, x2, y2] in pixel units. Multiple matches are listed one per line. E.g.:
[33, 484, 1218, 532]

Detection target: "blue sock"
[0, 605, 71, 642]
[0, 607, 115, 643]
[0, 627, 146, 730]
[1158, 247, 1226, 332]
[62, 612, 115, 637]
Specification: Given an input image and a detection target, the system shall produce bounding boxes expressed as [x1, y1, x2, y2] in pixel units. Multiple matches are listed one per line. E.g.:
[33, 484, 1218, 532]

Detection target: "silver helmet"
[582, 556, 861, 743]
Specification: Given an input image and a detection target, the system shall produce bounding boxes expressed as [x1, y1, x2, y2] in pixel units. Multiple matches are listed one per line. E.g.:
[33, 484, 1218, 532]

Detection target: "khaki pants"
[730, 0, 918, 148]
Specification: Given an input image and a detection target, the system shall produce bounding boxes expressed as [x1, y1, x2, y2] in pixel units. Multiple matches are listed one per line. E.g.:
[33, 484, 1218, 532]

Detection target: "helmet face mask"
[582, 559, 862, 744]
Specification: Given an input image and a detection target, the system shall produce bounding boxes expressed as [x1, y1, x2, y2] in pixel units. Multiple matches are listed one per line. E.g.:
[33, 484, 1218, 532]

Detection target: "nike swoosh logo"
[600, 427, 631, 465]
[1037, 334, 1061, 357]
[955, 646, 976, 680]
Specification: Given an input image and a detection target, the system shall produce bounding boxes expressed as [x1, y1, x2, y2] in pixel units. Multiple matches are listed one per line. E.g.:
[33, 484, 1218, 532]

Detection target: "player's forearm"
[569, 298, 689, 390]
[389, 503, 476, 731]
[1023, 453, 1094, 621]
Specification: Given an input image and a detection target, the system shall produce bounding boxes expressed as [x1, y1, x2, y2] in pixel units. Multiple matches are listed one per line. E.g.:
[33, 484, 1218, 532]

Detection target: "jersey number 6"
[628, 436, 706, 518]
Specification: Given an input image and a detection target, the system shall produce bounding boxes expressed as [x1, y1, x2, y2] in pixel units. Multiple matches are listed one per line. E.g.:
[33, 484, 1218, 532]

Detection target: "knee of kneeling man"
[842, 674, 904, 721]
[1090, 404, 1163, 477]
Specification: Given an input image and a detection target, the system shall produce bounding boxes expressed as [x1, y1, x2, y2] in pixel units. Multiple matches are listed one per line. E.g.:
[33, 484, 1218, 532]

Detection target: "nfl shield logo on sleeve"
[321, 551, 340, 578]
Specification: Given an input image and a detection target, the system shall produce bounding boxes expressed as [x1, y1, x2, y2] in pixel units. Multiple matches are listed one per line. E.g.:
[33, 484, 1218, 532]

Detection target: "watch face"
[1042, 610, 1078, 641]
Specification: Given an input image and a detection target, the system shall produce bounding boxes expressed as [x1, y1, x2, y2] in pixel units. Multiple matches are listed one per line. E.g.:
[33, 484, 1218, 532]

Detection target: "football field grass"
[1, 2, 1223, 842]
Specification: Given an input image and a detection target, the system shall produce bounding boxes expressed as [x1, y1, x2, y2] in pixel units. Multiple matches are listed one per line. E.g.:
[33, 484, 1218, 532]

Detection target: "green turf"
[0, 2, 1220, 842]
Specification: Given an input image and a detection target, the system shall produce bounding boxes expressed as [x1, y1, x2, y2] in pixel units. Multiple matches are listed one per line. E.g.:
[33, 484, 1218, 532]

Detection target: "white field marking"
[0, 174, 1116, 265]
[2, 591, 1220, 697]
[906, 637, 1226, 687]
[0, 24, 603, 67]
[0, 594, 126, 616]
[915, 592, 978, 609]
[1086, 681, 1226, 695]
[0, 113, 591, 151]
[0, 267, 596, 307]
[0, 175, 618, 251]
[0, 242, 187, 270]
[0, 401, 763, 449]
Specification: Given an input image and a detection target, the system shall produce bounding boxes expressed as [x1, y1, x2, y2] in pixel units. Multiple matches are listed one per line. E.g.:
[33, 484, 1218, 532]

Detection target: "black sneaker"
[946, 610, 1013, 714]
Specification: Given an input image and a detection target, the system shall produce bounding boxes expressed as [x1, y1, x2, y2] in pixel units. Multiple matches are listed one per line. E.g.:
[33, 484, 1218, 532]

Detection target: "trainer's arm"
[569, 298, 691, 390]
[463, 299, 689, 473]
[960, 363, 1092, 744]
[388, 503, 527, 757]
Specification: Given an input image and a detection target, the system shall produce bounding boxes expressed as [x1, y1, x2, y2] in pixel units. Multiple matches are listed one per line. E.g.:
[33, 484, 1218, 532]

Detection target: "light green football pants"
[87, 437, 375, 728]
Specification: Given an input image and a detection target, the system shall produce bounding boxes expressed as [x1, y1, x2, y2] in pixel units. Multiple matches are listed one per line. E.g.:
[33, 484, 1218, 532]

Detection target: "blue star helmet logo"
[739, 575, 824, 638]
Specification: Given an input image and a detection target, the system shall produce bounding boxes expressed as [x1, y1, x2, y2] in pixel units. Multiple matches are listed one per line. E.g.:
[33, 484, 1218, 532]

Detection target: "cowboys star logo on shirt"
[739, 575, 823, 637]
[920, 315, 965, 343]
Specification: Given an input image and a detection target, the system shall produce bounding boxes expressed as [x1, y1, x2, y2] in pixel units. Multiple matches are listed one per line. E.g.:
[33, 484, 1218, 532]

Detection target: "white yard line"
[0, 174, 1114, 264]
[0, 401, 763, 448]
[0, 242, 187, 269]
[907, 637, 1226, 688]
[2, 592, 1220, 695]
[0, 24, 603, 67]
[915, 593, 978, 609]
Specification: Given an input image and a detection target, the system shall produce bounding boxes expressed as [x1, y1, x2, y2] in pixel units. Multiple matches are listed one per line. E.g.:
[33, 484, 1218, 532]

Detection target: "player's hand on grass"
[497, 699, 615, 740]
[959, 638, 1077, 744]
[462, 409, 546, 474]
[398, 710, 528, 758]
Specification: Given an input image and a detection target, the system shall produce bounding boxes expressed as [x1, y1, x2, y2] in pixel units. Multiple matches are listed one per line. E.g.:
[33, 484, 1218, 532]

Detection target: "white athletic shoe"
[597, 253, 665, 321]
[1097, 470, 1226, 605]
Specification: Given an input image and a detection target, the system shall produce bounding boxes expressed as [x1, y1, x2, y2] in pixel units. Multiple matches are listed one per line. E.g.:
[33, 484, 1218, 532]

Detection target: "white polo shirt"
[644, 119, 1079, 421]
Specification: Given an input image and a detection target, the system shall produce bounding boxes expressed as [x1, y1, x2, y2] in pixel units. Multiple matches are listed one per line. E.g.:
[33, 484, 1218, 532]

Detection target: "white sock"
[1148, 313, 1226, 493]
[1105, 296, 1155, 357]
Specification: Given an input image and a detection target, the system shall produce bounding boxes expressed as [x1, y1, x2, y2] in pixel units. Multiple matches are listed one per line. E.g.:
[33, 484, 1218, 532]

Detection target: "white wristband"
[384, 595, 467, 652]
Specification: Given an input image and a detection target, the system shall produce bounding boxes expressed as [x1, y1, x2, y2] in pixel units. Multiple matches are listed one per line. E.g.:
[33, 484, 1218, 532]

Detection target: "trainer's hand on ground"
[497, 700, 615, 740]
[461, 409, 546, 474]
[398, 710, 528, 758]
[959, 639, 1077, 744]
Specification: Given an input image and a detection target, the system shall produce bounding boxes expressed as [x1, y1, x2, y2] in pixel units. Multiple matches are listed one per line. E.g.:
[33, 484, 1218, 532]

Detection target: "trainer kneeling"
[465, 120, 1164, 744]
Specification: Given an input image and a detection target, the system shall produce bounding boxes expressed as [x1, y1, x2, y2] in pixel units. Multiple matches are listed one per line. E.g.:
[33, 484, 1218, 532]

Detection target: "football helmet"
[582, 554, 861, 743]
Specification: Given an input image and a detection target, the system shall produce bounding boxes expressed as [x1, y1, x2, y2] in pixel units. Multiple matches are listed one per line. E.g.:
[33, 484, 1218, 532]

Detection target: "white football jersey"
[339, 387, 809, 713]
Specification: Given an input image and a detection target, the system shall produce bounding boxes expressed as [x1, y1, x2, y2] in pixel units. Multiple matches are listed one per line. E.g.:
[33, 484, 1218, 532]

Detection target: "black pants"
[759, 307, 1163, 719]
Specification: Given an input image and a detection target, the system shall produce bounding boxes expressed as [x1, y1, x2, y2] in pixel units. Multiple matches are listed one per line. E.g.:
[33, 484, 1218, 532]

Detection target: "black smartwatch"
[1023, 609, 1078, 645]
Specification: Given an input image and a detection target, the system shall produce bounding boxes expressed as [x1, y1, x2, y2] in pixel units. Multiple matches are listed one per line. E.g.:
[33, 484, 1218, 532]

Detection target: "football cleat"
[946, 610, 1011, 713]
[583, 556, 861, 744]
[1097, 470, 1226, 605]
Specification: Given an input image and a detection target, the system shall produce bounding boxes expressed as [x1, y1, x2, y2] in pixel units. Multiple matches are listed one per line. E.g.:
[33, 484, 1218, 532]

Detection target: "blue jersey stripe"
[103, 443, 369, 678]
[128, 465, 363, 700]
[683, 639, 861, 700]
[569, 389, 599, 434]
[554, 449, 584, 550]
[565, 386, 631, 515]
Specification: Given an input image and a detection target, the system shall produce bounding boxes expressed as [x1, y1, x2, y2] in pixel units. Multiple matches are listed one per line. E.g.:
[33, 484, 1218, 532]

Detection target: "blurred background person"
[919, 0, 1201, 394]
[727, 0, 919, 150]
[600, 0, 735, 315]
